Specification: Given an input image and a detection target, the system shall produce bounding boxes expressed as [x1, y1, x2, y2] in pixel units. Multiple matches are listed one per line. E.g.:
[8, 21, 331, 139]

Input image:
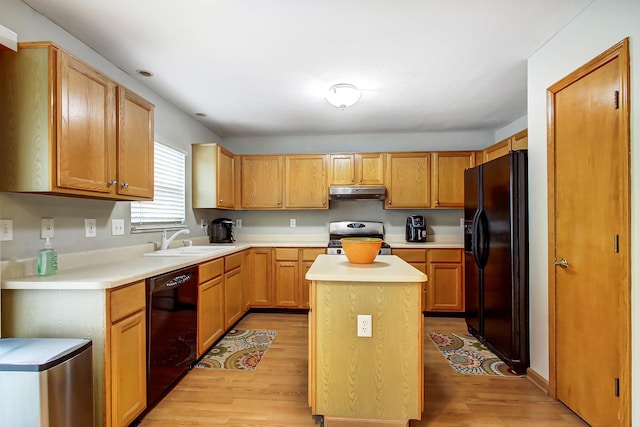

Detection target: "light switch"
[0, 220, 13, 241]
[111, 219, 125, 236]
[41, 218, 54, 239]
[85, 219, 97, 238]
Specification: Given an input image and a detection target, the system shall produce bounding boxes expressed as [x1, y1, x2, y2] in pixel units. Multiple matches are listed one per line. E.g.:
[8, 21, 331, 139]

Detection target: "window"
[131, 141, 186, 232]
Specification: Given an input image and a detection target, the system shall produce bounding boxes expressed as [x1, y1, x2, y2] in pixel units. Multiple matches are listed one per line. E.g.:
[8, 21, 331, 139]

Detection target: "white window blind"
[131, 142, 186, 231]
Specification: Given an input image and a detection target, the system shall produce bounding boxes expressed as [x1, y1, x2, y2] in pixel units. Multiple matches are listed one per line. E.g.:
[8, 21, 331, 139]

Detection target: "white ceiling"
[21, 0, 592, 138]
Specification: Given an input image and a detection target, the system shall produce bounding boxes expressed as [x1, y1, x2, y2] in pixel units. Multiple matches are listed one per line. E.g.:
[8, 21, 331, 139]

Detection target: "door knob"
[554, 258, 569, 268]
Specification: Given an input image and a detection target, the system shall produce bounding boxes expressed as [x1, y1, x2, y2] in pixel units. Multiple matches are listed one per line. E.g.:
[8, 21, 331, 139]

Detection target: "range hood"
[329, 186, 386, 200]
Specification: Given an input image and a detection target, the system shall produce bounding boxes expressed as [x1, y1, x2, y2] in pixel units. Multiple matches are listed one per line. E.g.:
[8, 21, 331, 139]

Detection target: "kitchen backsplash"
[0, 193, 462, 261]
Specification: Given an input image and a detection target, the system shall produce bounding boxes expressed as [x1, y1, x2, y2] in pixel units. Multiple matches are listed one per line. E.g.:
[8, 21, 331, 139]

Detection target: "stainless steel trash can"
[0, 338, 94, 427]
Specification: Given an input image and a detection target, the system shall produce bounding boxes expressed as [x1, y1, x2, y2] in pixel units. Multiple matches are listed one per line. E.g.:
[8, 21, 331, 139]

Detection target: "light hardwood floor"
[139, 312, 586, 426]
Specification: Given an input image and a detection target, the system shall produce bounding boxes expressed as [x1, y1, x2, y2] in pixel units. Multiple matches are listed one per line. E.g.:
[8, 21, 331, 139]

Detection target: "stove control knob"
[337, 249, 342, 254]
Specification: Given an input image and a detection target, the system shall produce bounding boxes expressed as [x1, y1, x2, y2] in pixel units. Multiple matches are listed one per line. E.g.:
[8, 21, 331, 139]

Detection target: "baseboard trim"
[526, 367, 549, 395]
[324, 417, 408, 427]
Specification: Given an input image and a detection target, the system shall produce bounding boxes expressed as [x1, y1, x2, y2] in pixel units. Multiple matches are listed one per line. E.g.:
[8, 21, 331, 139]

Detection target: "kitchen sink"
[143, 245, 236, 257]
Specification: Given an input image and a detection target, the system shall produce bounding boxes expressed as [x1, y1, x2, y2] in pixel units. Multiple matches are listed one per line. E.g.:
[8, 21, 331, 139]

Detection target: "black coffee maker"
[210, 218, 234, 243]
[405, 215, 427, 242]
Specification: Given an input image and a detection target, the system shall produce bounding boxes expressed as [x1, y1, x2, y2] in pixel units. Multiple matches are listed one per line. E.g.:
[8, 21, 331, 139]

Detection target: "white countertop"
[305, 254, 428, 283]
[1, 244, 251, 290]
[2, 237, 457, 291]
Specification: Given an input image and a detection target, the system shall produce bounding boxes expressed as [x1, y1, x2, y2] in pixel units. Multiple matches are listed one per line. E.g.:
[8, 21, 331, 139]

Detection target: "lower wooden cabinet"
[108, 281, 147, 427]
[242, 249, 253, 311]
[391, 249, 428, 310]
[301, 249, 324, 309]
[274, 248, 325, 308]
[224, 252, 244, 328]
[392, 248, 464, 313]
[425, 249, 464, 312]
[274, 248, 301, 307]
[251, 248, 274, 306]
[197, 258, 224, 357]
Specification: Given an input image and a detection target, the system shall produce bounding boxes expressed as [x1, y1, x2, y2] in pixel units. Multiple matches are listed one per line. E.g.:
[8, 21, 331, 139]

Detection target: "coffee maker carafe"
[405, 215, 427, 242]
[210, 218, 234, 243]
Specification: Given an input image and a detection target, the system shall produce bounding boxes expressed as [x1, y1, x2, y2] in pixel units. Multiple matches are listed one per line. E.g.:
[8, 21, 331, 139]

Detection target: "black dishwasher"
[146, 265, 198, 411]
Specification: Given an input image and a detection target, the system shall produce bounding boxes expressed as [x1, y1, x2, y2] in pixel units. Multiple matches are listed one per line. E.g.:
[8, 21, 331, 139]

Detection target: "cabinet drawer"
[225, 252, 243, 271]
[392, 249, 427, 263]
[110, 281, 145, 323]
[275, 248, 300, 261]
[429, 249, 461, 263]
[199, 258, 224, 283]
[302, 248, 325, 261]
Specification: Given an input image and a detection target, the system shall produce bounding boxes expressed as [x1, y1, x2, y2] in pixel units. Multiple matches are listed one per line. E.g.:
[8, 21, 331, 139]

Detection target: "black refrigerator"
[463, 150, 529, 374]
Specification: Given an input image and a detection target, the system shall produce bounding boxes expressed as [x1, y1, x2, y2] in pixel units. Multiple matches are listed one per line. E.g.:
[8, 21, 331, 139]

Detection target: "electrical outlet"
[235, 218, 242, 228]
[357, 314, 372, 337]
[460, 218, 465, 227]
[200, 219, 208, 229]
[41, 218, 54, 239]
[290, 218, 296, 228]
[85, 219, 97, 238]
[111, 219, 125, 236]
[0, 220, 13, 241]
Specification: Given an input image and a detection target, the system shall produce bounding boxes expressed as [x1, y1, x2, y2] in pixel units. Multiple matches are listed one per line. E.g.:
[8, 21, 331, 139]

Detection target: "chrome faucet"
[160, 229, 190, 250]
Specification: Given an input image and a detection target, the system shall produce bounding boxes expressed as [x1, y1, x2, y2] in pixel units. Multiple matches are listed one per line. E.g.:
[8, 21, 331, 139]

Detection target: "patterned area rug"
[195, 329, 277, 371]
[428, 332, 521, 376]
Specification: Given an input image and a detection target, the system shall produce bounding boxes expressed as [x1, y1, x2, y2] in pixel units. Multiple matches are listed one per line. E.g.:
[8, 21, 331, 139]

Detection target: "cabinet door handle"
[387, 200, 392, 205]
[554, 258, 569, 269]
[121, 182, 129, 188]
[435, 200, 440, 205]
[108, 180, 118, 186]
[219, 199, 223, 203]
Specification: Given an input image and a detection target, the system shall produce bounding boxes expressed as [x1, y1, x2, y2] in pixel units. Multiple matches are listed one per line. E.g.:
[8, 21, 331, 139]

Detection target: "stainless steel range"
[326, 221, 392, 255]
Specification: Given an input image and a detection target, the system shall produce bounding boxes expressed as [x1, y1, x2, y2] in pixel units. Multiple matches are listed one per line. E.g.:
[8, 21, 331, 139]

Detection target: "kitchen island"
[306, 254, 427, 427]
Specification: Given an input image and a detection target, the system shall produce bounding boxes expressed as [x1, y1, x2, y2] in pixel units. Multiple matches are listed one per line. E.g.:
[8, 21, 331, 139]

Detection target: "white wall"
[527, 0, 639, 419]
[494, 115, 527, 143]
[0, 0, 495, 262]
[0, 0, 222, 260]
[223, 131, 493, 155]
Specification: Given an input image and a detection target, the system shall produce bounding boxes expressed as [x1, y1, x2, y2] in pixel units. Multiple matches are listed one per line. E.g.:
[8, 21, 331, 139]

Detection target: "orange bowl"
[340, 237, 383, 264]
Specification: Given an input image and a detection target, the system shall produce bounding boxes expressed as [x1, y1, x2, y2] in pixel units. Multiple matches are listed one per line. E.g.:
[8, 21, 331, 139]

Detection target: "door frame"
[546, 38, 630, 417]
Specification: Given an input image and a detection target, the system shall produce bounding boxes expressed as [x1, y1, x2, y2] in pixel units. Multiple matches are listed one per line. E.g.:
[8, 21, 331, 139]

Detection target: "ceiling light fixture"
[136, 69, 153, 77]
[326, 83, 361, 110]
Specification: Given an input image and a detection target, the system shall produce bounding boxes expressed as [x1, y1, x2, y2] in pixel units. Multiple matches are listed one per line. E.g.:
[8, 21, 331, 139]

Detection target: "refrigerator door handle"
[471, 209, 482, 268]
[476, 209, 490, 268]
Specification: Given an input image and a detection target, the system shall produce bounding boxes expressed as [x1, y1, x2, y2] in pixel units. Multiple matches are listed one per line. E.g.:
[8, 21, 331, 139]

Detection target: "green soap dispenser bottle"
[38, 237, 58, 276]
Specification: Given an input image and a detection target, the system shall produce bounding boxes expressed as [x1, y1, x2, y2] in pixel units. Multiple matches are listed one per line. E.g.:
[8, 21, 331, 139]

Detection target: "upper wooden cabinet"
[329, 153, 385, 186]
[431, 152, 475, 208]
[482, 129, 528, 164]
[192, 143, 236, 209]
[285, 154, 328, 209]
[117, 87, 154, 199]
[385, 152, 431, 208]
[241, 155, 284, 209]
[511, 129, 528, 151]
[0, 42, 154, 200]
